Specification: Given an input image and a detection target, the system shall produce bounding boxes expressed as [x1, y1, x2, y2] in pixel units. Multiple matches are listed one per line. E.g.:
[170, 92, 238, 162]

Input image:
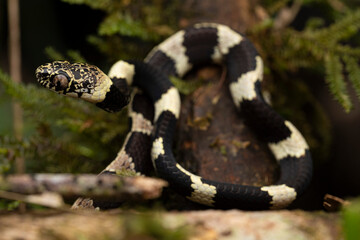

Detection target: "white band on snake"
[35, 23, 312, 209]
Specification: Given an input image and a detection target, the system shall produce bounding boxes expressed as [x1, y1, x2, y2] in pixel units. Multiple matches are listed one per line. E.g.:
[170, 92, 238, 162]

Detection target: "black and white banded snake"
[35, 23, 312, 209]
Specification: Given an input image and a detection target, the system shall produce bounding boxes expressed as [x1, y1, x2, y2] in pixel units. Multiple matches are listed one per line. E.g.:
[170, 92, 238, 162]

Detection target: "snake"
[35, 23, 312, 209]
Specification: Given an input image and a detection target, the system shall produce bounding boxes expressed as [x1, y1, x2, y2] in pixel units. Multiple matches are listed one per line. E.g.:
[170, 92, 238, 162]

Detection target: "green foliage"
[247, 0, 360, 162]
[253, 3, 360, 112]
[0, 0, 181, 179]
[98, 12, 161, 41]
[44, 46, 65, 61]
[324, 54, 351, 112]
[115, 168, 139, 177]
[45, 47, 86, 63]
[61, 0, 114, 10]
[288, 9, 360, 112]
[170, 76, 203, 95]
[344, 56, 360, 99]
[121, 213, 189, 240]
[0, 200, 20, 211]
[0, 135, 28, 174]
[0, 68, 128, 174]
[343, 199, 360, 240]
[0, 3, 185, 211]
[63, 0, 177, 62]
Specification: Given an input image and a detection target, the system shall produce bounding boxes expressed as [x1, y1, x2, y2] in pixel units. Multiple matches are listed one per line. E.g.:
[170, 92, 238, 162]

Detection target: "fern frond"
[275, 9, 360, 112]
[0, 68, 83, 119]
[99, 13, 160, 41]
[315, 9, 360, 42]
[61, 0, 113, 11]
[45, 47, 86, 63]
[324, 54, 352, 112]
[45, 46, 65, 61]
[67, 50, 86, 63]
[343, 56, 360, 100]
[334, 45, 360, 57]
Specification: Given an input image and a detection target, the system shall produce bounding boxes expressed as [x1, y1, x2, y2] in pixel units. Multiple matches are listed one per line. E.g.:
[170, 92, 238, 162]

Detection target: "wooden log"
[0, 174, 167, 208]
[0, 210, 341, 240]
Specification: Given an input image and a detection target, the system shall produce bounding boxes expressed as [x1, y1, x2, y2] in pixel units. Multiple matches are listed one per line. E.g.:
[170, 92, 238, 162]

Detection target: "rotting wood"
[176, 0, 278, 198]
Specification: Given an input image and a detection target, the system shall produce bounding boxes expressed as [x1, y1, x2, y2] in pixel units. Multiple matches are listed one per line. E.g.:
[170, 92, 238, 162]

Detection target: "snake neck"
[95, 60, 171, 113]
[95, 77, 131, 112]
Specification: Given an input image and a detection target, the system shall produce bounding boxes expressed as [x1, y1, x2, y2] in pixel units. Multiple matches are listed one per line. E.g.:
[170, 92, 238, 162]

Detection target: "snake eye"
[53, 74, 69, 91]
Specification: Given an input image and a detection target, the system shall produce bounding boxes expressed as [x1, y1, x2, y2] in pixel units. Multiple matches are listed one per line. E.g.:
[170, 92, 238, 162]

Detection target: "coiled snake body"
[35, 23, 312, 209]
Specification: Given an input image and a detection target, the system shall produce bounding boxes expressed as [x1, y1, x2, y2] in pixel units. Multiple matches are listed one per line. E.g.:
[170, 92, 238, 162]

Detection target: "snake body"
[35, 23, 312, 209]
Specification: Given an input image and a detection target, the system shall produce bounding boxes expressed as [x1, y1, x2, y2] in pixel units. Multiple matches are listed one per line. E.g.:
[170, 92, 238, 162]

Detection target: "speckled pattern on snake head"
[35, 60, 112, 103]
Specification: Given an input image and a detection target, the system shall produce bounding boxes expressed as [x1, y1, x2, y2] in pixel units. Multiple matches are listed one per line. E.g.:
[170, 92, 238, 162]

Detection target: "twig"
[0, 174, 168, 209]
[8, 0, 25, 212]
[323, 194, 350, 212]
[7, 0, 24, 174]
[273, 0, 303, 30]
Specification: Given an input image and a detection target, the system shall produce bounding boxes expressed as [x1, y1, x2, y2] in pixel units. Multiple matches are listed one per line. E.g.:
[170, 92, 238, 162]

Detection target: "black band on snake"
[35, 23, 312, 209]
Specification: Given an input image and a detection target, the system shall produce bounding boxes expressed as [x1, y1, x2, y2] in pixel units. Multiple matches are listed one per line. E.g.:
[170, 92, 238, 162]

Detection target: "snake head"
[35, 60, 113, 103]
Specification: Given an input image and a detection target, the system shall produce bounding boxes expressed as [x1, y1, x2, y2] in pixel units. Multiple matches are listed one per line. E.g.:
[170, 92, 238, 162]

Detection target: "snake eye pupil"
[53, 74, 68, 90]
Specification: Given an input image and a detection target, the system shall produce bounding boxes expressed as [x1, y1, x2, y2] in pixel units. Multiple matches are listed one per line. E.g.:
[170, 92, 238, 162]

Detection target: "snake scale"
[34, 23, 312, 209]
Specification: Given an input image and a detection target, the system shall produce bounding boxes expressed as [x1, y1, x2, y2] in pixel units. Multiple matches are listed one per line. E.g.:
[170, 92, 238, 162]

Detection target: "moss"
[251, 5, 360, 112]
[120, 212, 189, 240]
[170, 75, 203, 95]
[343, 198, 360, 240]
